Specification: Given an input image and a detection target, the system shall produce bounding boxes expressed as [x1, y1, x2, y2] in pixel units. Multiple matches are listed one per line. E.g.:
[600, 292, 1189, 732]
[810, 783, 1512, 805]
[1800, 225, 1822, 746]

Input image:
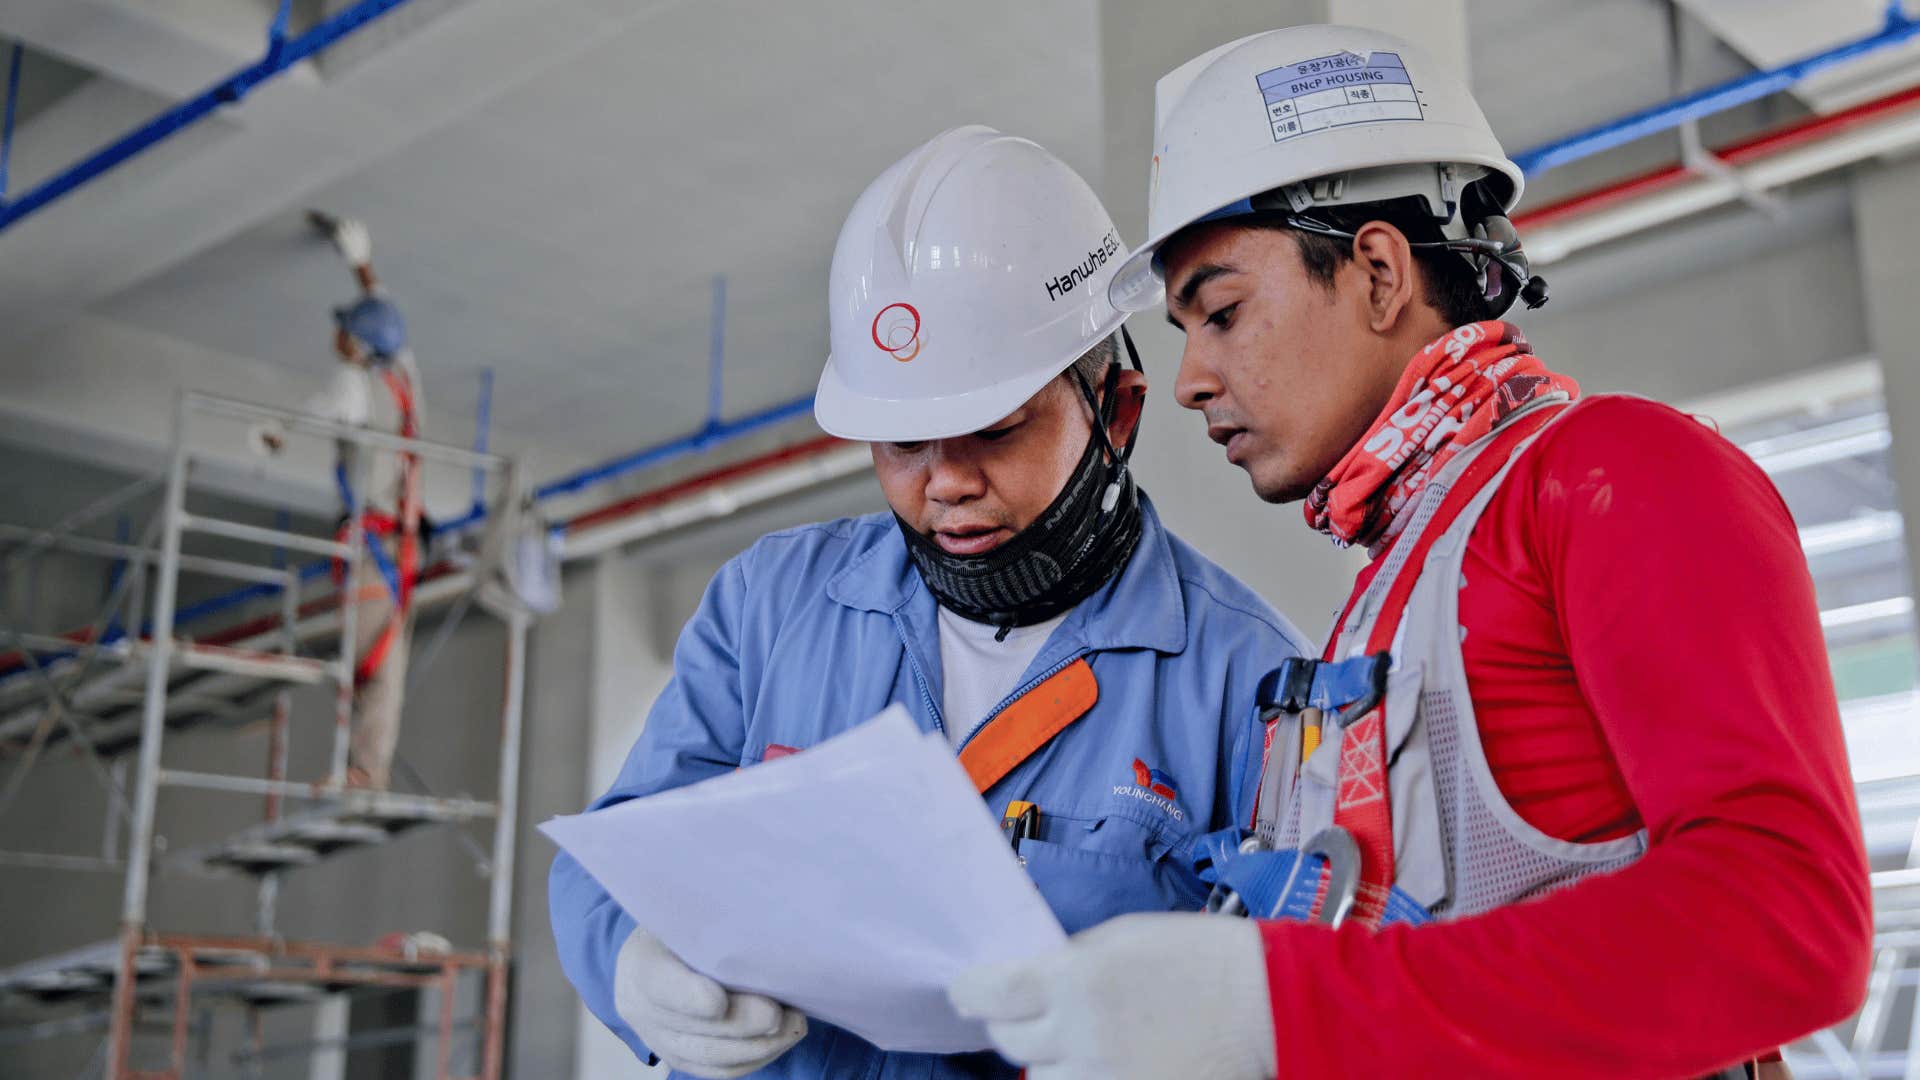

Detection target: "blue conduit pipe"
[0, 0, 420, 232]
[471, 367, 494, 519]
[1513, 0, 1920, 177]
[434, 391, 819, 536]
[531, 393, 818, 503]
[166, 562, 330, 632]
[1, 43, 22, 200]
[266, 0, 296, 60]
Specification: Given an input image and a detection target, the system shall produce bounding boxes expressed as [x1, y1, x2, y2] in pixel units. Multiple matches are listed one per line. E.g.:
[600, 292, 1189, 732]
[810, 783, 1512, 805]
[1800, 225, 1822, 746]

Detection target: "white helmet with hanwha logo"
[816, 125, 1154, 443]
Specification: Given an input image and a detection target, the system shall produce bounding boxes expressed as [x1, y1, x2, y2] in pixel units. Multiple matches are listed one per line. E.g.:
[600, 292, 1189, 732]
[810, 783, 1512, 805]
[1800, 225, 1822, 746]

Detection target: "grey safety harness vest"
[1253, 397, 1646, 921]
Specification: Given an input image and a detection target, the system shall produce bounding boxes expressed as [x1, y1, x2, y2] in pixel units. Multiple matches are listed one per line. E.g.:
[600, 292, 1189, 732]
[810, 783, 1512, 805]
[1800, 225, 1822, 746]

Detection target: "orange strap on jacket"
[957, 659, 1099, 794]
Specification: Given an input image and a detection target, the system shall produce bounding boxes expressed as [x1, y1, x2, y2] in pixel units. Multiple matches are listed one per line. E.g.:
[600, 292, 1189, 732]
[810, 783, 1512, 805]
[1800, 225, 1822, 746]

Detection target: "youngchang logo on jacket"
[1043, 230, 1123, 302]
[1114, 758, 1183, 821]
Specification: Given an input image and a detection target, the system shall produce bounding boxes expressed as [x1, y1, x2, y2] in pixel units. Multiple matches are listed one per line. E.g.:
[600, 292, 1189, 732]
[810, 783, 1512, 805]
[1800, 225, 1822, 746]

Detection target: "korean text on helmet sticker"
[1255, 51, 1424, 143]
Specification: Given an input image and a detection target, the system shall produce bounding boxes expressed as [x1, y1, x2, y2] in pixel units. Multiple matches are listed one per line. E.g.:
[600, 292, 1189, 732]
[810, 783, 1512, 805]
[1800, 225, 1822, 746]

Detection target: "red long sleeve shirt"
[1261, 396, 1872, 1078]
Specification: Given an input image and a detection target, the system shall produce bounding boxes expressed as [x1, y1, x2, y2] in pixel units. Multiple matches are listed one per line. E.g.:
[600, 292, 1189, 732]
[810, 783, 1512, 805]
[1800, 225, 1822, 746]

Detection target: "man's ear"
[1350, 221, 1418, 334]
[1107, 368, 1149, 452]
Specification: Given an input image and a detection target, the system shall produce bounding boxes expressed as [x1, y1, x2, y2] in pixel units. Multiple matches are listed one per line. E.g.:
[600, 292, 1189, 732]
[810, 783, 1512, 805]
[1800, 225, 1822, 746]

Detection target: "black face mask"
[897, 329, 1146, 640]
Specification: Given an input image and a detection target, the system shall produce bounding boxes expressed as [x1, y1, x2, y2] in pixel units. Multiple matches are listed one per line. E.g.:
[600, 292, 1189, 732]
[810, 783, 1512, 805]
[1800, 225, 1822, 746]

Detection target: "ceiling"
[81, 0, 1105, 463]
[2, 0, 1916, 486]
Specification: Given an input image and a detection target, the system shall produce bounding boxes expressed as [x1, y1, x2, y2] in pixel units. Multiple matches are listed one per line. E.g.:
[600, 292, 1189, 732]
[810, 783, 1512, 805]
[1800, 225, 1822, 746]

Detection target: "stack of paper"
[541, 705, 1066, 1053]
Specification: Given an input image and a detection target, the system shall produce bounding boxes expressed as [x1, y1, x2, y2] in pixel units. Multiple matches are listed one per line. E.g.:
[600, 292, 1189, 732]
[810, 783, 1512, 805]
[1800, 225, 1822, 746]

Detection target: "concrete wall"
[1853, 152, 1920, 619]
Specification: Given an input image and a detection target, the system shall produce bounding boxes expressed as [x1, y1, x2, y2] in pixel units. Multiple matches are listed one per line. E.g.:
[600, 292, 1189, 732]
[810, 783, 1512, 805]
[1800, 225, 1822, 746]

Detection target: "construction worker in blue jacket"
[548, 125, 1310, 1079]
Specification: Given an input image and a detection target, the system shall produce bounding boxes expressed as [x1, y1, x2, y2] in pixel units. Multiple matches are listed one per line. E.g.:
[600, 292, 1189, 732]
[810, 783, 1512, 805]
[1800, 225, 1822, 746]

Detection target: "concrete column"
[572, 549, 674, 1080]
[413, 973, 486, 1079]
[1853, 154, 1920, 601]
[512, 561, 603, 1080]
[308, 996, 347, 1080]
[588, 551, 676, 797]
[1094, 0, 1466, 636]
[412, 983, 441, 1080]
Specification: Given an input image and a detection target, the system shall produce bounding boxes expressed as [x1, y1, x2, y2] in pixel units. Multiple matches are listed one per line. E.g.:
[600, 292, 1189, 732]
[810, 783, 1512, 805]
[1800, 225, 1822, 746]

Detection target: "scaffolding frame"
[0, 391, 529, 1080]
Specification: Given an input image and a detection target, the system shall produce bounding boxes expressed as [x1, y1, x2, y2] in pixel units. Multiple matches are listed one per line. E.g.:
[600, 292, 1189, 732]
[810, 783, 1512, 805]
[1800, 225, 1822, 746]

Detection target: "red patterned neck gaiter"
[1304, 321, 1578, 552]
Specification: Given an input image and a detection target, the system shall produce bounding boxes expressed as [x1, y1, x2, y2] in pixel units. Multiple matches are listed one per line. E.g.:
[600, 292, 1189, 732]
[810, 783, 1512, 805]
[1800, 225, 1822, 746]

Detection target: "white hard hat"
[1109, 24, 1524, 312]
[816, 125, 1149, 443]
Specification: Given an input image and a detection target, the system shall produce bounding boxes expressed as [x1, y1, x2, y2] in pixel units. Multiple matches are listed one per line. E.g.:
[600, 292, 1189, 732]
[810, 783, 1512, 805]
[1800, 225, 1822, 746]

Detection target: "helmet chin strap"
[1242, 174, 1550, 317]
[898, 327, 1150, 642]
[1068, 325, 1147, 514]
[1282, 210, 1549, 315]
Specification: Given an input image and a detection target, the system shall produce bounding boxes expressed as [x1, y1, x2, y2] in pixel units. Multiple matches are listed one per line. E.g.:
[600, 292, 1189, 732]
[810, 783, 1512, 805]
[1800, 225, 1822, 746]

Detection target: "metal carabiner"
[1207, 826, 1362, 926]
[1295, 826, 1361, 928]
[1205, 834, 1269, 917]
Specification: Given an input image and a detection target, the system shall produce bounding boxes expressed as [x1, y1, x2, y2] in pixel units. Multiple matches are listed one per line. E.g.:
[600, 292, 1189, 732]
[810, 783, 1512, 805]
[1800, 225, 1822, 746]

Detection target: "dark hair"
[1246, 196, 1496, 326]
[1067, 335, 1116, 387]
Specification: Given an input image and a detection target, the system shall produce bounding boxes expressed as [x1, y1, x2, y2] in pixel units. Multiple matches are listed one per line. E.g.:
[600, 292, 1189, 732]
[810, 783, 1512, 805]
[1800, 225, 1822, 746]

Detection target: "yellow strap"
[1300, 706, 1323, 763]
[958, 659, 1099, 794]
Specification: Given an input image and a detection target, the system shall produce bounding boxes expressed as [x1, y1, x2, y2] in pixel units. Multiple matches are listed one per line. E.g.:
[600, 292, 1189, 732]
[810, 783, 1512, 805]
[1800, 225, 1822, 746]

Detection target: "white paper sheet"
[540, 705, 1066, 1053]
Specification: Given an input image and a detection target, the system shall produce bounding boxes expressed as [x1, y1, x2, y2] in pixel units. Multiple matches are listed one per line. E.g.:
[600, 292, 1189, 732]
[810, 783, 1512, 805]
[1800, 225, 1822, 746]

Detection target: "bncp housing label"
[1256, 50, 1423, 143]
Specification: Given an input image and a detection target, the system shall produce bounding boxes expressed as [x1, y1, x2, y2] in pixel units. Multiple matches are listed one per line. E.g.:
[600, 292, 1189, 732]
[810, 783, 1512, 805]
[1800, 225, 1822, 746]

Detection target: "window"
[1693, 361, 1920, 783]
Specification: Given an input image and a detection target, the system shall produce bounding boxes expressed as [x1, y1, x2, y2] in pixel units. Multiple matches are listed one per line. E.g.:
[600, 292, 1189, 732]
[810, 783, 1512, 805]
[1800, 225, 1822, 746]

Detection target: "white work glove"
[614, 928, 807, 1079]
[949, 913, 1277, 1080]
[330, 217, 372, 265]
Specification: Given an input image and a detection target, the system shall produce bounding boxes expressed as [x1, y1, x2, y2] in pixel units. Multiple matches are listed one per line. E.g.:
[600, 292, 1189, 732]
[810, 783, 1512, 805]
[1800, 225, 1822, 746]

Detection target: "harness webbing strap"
[958, 659, 1099, 794]
[332, 368, 424, 689]
[1316, 404, 1566, 926]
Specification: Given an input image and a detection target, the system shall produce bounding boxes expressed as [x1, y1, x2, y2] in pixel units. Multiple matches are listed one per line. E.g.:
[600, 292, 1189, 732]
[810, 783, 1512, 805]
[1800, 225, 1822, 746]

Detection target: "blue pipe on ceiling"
[1512, 0, 1920, 177]
[0, 0, 418, 232]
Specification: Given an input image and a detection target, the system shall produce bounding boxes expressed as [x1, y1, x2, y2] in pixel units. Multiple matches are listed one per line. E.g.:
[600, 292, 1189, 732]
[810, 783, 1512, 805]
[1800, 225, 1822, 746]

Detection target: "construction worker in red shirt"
[950, 25, 1871, 1079]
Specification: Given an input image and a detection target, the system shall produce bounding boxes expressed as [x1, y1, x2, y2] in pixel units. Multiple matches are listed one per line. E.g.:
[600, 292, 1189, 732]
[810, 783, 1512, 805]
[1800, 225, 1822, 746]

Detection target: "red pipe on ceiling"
[1515, 83, 1920, 230]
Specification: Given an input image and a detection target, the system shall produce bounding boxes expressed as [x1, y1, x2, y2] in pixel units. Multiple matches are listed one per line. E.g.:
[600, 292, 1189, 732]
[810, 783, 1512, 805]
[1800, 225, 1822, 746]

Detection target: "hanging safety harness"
[331, 364, 424, 687]
[1199, 397, 1647, 928]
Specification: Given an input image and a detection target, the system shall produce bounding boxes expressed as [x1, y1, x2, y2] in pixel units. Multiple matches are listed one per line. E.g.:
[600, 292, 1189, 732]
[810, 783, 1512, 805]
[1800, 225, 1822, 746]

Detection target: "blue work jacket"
[549, 498, 1307, 1079]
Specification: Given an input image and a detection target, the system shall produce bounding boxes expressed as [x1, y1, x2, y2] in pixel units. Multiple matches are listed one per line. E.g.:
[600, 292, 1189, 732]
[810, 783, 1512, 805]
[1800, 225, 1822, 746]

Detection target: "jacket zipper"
[893, 612, 947, 740]
[954, 651, 1088, 755]
[893, 612, 1091, 760]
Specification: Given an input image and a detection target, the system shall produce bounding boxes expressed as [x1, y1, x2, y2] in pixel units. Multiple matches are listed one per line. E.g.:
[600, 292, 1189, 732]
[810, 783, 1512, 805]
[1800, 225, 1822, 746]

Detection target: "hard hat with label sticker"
[1109, 25, 1523, 313]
